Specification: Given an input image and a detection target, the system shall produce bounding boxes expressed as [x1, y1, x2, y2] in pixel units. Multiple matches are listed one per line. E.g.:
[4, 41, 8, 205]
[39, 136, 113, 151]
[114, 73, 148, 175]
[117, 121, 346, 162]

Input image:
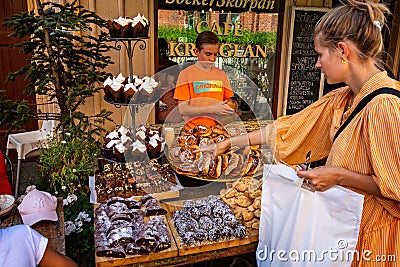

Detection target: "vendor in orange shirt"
[174, 31, 236, 130]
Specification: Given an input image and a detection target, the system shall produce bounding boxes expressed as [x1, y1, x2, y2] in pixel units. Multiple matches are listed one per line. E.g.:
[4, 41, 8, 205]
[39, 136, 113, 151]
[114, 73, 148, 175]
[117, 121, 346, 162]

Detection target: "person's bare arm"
[177, 100, 234, 116]
[199, 125, 271, 156]
[39, 247, 79, 267]
[297, 166, 383, 197]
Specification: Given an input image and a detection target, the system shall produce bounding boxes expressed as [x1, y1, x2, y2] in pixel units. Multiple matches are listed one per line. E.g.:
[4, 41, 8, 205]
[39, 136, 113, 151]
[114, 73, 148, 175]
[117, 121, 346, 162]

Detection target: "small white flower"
[64, 221, 76, 236]
[72, 169, 76, 173]
[54, 191, 58, 195]
[61, 140, 67, 144]
[63, 199, 69, 206]
[61, 185, 67, 191]
[75, 220, 83, 228]
[65, 132, 71, 136]
[67, 194, 77, 202]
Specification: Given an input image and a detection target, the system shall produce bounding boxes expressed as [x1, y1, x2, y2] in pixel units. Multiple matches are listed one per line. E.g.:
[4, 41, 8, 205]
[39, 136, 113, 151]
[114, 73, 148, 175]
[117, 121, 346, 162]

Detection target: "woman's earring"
[341, 58, 347, 64]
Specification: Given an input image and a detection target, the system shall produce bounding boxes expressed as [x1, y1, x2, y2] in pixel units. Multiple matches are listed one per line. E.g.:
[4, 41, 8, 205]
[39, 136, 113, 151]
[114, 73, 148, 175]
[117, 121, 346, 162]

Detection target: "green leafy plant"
[1, 0, 114, 133]
[37, 131, 99, 266]
[1, 1, 116, 266]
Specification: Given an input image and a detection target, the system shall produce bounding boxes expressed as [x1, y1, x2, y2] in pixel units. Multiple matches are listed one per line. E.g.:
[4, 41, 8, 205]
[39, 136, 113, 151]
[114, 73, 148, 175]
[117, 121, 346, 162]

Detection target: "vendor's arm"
[177, 99, 234, 117]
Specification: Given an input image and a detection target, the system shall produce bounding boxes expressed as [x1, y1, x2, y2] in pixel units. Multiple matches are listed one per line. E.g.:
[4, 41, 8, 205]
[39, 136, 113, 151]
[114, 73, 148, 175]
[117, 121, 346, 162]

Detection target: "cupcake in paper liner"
[107, 19, 122, 38]
[137, 76, 159, 103]
[110, 78, 124, 102]
[123, 82, 138, 103]
[131, 14, 149, 37]
[103, 76, 114, 101]
[141, 15, 150, 37]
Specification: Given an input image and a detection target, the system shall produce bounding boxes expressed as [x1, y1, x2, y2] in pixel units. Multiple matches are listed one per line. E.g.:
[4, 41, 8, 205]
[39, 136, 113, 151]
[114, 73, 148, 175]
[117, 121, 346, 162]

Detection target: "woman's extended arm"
[200, 125, 272, 156]
[297, 166, 383, 197]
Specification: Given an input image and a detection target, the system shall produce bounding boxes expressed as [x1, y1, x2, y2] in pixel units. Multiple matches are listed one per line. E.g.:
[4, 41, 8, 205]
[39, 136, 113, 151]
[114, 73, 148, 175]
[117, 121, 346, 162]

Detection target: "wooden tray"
[94, 214, 178, 267]
[162, 201, 259, 256]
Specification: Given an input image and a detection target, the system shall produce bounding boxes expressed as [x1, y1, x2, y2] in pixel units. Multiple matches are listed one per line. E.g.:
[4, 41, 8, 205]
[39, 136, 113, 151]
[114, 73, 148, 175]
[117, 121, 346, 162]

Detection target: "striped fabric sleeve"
[365, 96, 400, 203]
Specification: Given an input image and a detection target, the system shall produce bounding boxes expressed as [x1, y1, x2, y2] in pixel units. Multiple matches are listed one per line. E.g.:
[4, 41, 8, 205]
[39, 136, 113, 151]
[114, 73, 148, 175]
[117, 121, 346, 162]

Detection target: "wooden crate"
[162, 200, 259, 256]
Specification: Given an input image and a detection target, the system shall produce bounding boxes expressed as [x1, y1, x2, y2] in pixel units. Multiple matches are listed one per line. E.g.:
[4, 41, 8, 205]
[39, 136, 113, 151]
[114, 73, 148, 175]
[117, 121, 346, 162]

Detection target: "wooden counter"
[94, 201, 259, 267]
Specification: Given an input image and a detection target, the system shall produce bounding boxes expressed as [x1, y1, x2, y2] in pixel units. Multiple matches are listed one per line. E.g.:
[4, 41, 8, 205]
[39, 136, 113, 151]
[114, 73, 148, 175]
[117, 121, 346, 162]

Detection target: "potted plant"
[2, 1, 115, 265]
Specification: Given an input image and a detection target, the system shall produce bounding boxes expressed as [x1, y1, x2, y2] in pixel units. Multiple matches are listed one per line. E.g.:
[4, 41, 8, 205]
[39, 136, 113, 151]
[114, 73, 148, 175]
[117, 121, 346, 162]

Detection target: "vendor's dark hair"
[196, 31, 220, 51]
[315, 0, 390, 69]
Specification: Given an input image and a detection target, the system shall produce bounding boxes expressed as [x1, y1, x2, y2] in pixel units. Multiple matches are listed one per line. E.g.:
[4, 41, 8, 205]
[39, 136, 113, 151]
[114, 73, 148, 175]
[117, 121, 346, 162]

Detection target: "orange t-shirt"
[174, 64, 234, 129]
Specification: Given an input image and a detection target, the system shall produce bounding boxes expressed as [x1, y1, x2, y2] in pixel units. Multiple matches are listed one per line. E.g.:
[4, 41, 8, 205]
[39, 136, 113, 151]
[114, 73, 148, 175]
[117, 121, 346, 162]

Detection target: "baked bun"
[224, 153, 239, 176]
[211, 125, 227, 136]
[192, 125, 212, 137]
[168, 146, 182, 162]
[229, 154, 244, 177]
[221, 153, 230, 172]
[199, 137, 214, 149]
[176, 163, 199, 176]
[178, 133, 198, 147]
[244, 154, 260, 176]
[201, 153, 213, 176]
[179, 145, 201, 163]
[208, 156, 222, 179]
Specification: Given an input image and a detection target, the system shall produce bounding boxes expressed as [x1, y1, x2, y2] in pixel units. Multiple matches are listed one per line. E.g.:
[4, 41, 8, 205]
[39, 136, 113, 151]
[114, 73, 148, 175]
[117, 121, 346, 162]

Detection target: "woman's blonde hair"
[315, 0, 390, 69]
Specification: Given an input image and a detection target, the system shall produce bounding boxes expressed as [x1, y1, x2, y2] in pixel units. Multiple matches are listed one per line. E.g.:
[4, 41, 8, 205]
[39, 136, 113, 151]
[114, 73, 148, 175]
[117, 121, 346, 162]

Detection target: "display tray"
[109, 37, 150, 41]
[103, 95, 159, 106]
[170, 163, 263, 183]
[94, 213, 178, 267]
[162, 201, 259, 257]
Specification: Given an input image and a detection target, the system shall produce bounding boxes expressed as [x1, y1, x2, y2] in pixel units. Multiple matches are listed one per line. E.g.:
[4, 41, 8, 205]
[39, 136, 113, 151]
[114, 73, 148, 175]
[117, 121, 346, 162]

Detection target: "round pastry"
[208, 156, 222, 179]
[198, 137, 214, 149]
[208, 228, 221, 242]
[189, 207, 201, 220]
[211, 125, 227, 135]
[167, 146, 182, 162]
[212, 205, 229, 218]
[244, 154, 260, 176]
[199, 216, 213, 231]
[175, 163, 199, 176]
[195, 229, 209, 241]
[192, 125, 212, 137]
[198, 205, 212, 217]
[179, 145, 201, 163]
[223, 213, 238, 228]
[185, 218, 199, 232]
[178, 133, 198, 147]
[182, 231, 196, 245]
[200, 153, 213, 176]
[214, 134, 226, 143]
[220, 226, 234, 238]
[233, 225, 247, 239]
[224, 153, 239, 176]
[220, 153, 230, 172]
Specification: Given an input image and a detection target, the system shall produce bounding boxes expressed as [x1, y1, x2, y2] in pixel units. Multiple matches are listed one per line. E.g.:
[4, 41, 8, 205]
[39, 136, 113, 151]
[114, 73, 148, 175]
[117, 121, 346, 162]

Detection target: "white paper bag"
[257, 164, 364, 267]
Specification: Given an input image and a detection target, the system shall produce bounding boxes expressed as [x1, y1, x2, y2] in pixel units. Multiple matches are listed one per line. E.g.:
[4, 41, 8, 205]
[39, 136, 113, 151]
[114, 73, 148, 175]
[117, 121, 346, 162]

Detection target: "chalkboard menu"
[284, 7, 328, 115]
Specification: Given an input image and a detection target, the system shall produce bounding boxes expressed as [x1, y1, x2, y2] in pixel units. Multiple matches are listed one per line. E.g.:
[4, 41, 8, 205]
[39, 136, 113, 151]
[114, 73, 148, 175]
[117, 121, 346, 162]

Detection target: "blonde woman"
[201, 1, 400, 265]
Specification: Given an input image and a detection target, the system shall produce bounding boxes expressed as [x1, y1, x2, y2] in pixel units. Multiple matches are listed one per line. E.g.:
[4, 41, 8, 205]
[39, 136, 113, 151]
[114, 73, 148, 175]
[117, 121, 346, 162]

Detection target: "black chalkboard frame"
[283, 6, 329, 116]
